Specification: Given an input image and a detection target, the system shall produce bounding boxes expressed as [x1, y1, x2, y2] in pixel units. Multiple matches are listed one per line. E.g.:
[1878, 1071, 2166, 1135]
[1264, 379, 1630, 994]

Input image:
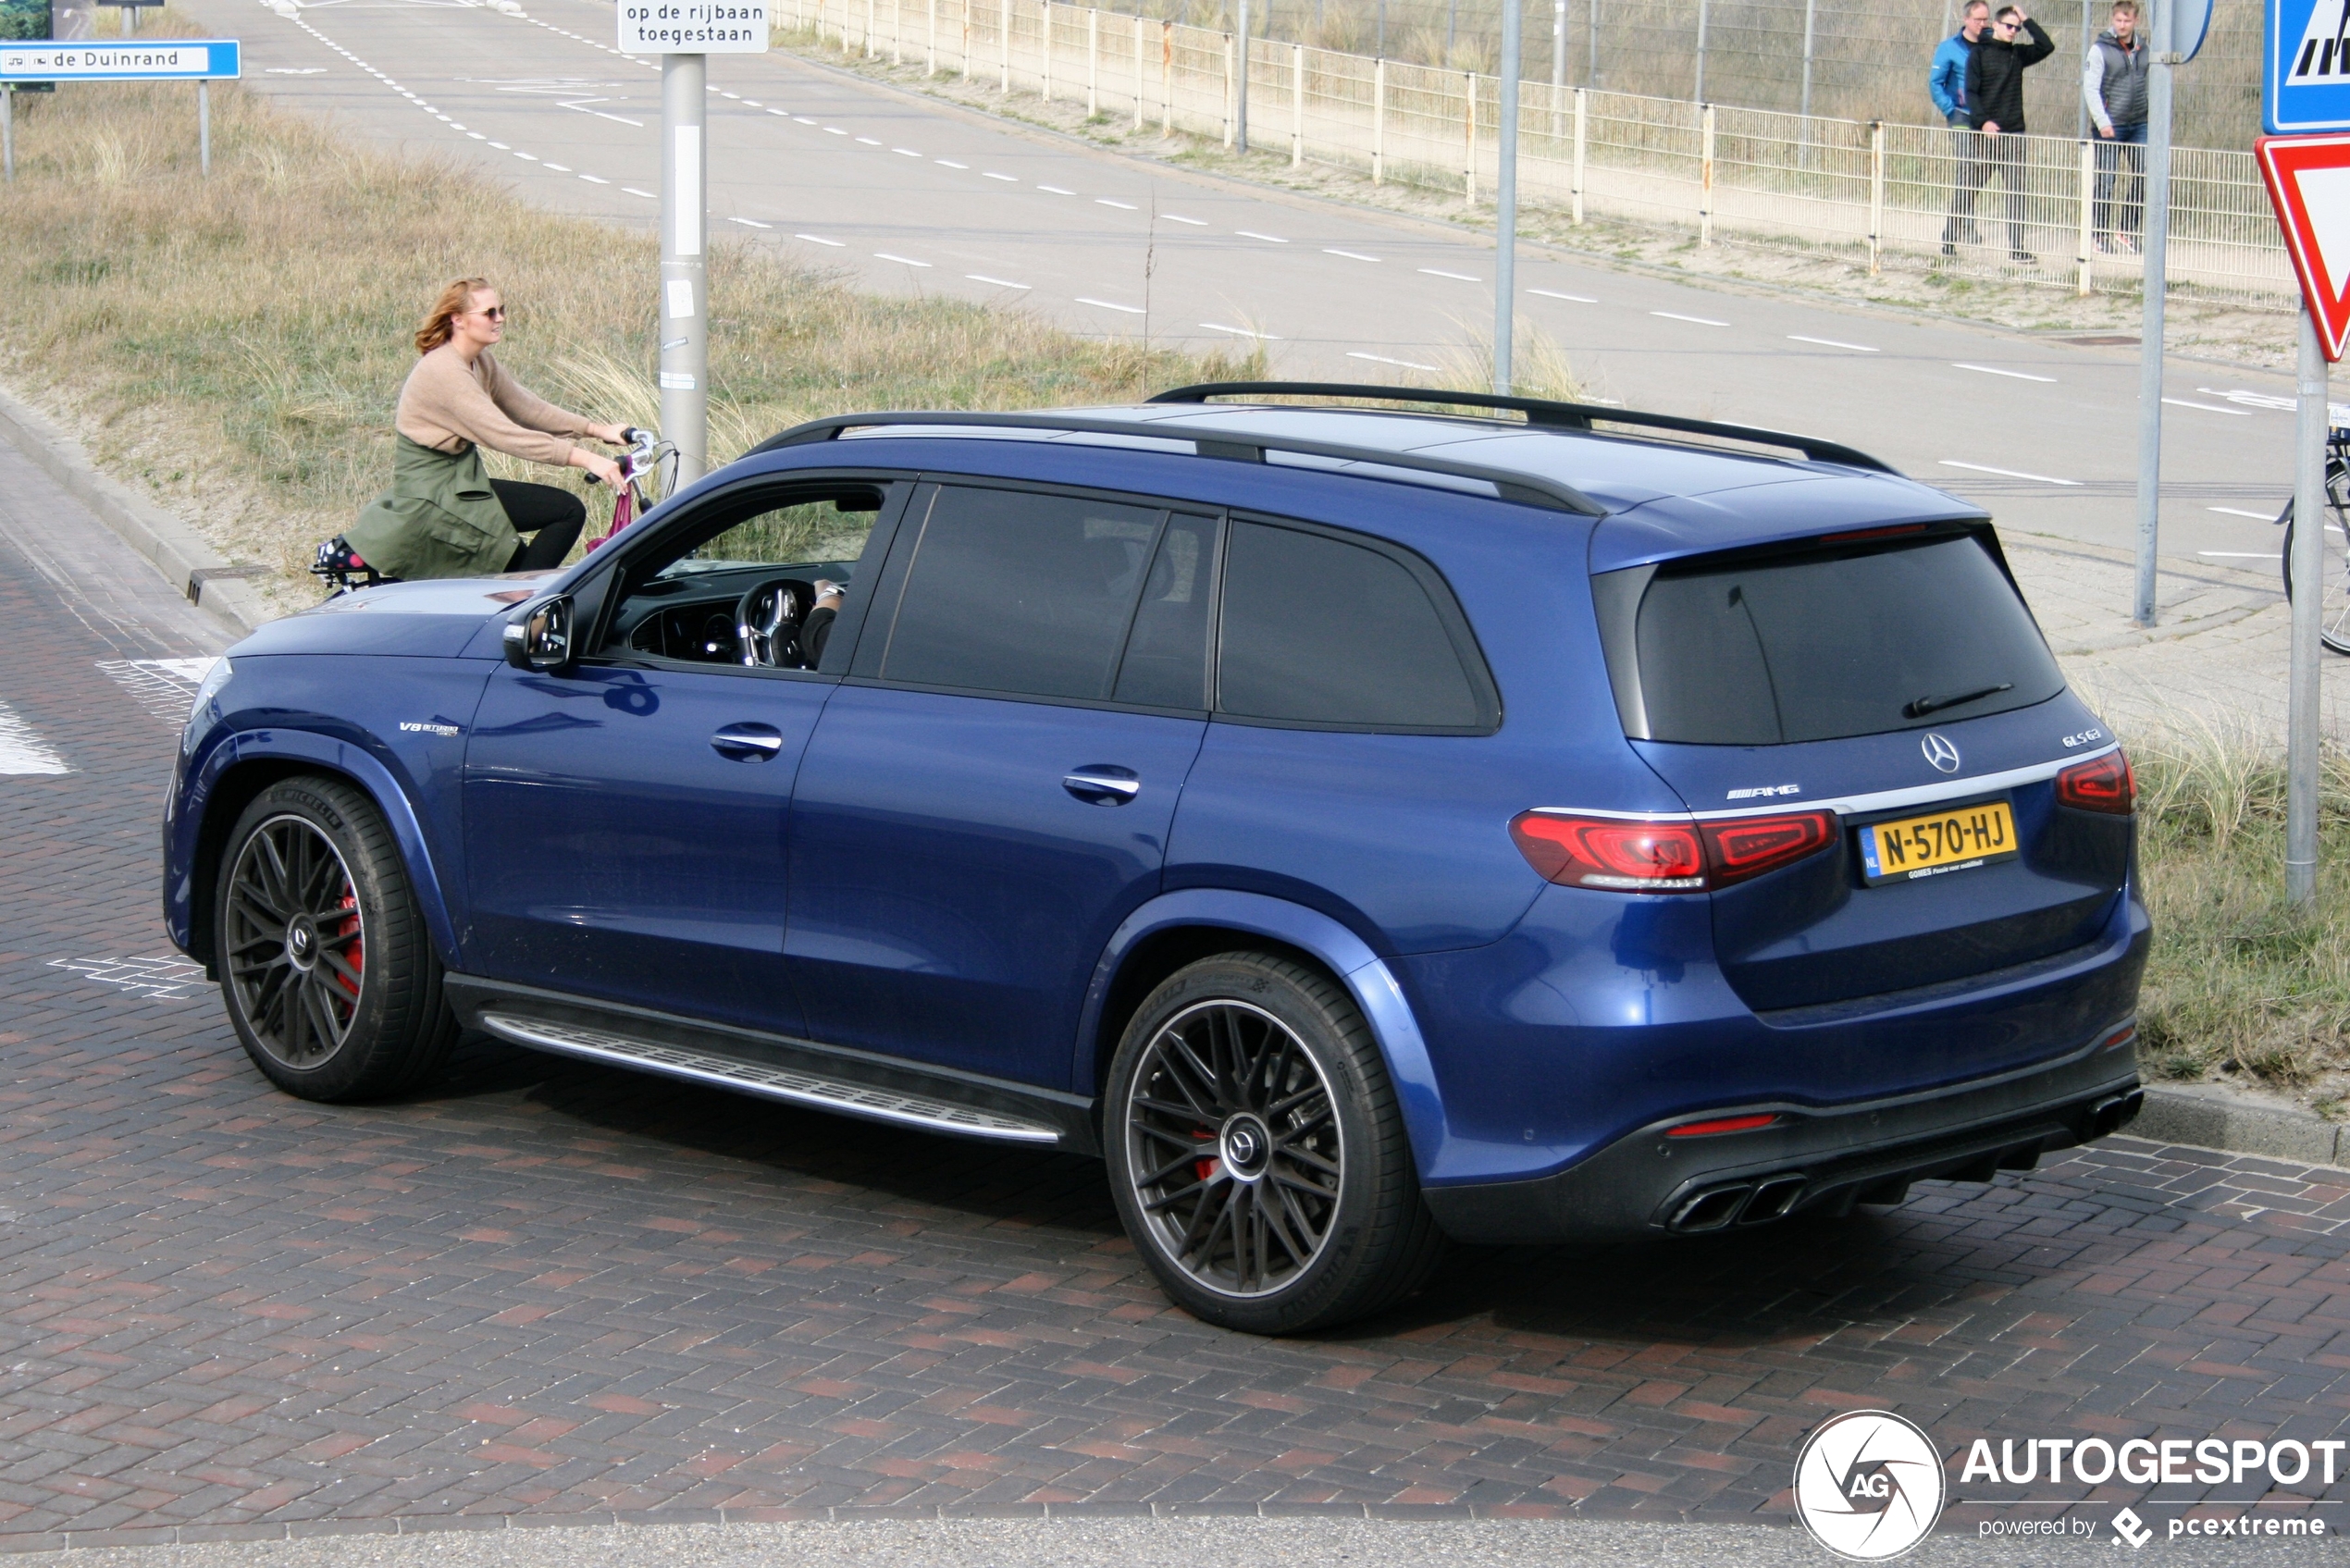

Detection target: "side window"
[1111, 513, 1219, 710]
[597, 484, 888, 667]
[880, 486, 1169, 700]
[1217, 521, 1491, 731]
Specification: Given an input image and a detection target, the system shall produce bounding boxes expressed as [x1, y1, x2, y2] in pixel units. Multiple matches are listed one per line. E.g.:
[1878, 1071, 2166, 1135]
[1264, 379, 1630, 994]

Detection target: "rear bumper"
[1421, 1029, 2141, 1244]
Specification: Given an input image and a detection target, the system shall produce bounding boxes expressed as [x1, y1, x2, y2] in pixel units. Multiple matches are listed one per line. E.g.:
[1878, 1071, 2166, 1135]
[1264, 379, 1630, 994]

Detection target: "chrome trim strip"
[1529, 743, 2119, 824]
[479, 1012, 1062, 1144]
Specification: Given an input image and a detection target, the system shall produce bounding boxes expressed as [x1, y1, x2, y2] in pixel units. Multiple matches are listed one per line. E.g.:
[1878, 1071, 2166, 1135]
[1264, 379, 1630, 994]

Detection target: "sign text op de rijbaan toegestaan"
[617, 0, 768, 53]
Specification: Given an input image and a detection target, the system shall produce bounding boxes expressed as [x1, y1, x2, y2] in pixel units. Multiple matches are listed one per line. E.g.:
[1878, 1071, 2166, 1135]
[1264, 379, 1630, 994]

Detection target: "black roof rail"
[1146, 380, 1899, 475]
[748, 409, 1608, 515]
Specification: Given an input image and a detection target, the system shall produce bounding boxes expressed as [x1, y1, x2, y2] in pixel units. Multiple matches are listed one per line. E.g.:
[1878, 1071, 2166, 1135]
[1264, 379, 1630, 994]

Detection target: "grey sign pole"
[1551, 0, 1564, 93]
[661, 52, 708, 486]
[2130, 0, 2173, 626]
[2, 88, 11, 183]
[1495, 0, 1519, 393]
[2289, 313, 2327, 905]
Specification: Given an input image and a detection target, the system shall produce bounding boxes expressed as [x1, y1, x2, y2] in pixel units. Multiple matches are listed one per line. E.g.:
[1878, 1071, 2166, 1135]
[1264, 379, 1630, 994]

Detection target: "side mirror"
[502, 595, 575, 673]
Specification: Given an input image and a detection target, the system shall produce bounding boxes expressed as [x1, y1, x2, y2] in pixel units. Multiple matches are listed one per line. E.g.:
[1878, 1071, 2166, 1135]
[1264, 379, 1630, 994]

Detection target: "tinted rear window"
[1218, 521, 1490, 730]
[1620, 533, 2063, 745]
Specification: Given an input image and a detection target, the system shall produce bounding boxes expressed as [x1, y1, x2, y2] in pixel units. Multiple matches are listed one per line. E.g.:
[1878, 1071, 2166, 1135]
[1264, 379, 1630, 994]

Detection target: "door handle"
[1063, 765, 1141, 806]
[711, 722, 785, 761]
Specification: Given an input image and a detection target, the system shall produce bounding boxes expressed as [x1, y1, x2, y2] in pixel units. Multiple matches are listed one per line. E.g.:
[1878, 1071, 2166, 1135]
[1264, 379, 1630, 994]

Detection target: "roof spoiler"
[1145, 381, 1899, 474]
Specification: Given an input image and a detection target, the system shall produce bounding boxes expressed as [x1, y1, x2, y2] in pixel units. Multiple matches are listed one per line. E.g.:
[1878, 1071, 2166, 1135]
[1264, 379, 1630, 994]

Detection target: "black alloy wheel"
[215, 778, 458, 1101]
[223, 812, 367, 1068]
[1105, 953, 1447, 1334]
[1123, 997, 1343, 1298]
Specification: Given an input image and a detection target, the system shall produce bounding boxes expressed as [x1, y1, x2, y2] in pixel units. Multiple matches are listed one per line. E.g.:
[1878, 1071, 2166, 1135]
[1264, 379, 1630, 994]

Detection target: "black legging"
[491, 479, 586, 572]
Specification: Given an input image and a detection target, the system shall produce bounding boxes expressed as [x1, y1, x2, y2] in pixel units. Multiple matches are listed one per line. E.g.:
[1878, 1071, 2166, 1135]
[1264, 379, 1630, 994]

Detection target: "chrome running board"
[477, 1011, 1063, 1145]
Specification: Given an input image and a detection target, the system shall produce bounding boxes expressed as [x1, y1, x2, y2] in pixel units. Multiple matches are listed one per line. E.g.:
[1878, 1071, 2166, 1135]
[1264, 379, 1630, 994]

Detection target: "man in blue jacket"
[1934, 0, 1992, 254]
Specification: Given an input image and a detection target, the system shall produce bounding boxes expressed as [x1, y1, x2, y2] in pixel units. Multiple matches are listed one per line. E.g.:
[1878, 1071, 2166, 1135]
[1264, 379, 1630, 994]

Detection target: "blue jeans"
[2095, 122, 2147, 241]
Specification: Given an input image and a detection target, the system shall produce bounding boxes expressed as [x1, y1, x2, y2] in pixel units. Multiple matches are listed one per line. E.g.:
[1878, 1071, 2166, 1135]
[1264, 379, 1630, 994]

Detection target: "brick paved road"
[3, 450, 2348, 1552]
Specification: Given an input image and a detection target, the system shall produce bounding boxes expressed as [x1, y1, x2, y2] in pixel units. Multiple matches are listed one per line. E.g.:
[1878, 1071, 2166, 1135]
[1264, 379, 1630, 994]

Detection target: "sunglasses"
[471, 305, 507, 319]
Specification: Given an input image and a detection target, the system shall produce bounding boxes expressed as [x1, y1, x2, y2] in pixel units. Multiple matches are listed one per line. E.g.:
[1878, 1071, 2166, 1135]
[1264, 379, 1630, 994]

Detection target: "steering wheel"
[734, 576, 813, 668]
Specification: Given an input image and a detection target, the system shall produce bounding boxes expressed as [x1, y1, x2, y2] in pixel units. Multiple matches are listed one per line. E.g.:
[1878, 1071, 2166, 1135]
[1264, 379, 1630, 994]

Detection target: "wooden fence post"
[1224, 32, 1236, 148]
[1134, 14, 1145, 128]
[1161, 20, 1173, 136]
[1700, 101, 1714, 245]
[1869, 119, 1886, 275]
[926, 0, 936, 74]
[1043, 1, 1053, 101]
[1373, 57, 1385, 185]
[1088, 7, 1098, 117]
[1464, 70, 1477, 204]
[1570, 87, 1586, 225]
[2077, 137, 2096, 296]
[1292, 43, 1305, 167]
[1001, 0, 1011, 93]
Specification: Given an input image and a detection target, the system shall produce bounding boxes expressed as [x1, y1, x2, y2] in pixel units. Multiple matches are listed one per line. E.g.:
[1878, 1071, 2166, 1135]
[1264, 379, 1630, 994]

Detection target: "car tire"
[1104, 952, 1447, 1334]
[213, 776, 459, 1102]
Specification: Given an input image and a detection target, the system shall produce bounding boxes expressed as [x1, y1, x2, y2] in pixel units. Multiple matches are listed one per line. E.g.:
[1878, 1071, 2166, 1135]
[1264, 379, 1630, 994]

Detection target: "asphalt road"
[178, 0, 2309, 586]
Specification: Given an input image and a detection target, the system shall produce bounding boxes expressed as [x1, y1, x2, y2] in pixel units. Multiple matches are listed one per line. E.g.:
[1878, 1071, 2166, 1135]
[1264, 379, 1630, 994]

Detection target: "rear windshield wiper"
[1904, 683, 2013, 719]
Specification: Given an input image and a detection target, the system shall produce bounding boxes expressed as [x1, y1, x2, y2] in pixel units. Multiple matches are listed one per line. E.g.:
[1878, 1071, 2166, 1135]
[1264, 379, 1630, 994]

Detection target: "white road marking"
[2209, 506, 2281, 520]
[720, 91, 740, 99]
[47, 955, 206, 1000]
[579, 174, 611, 183]
[94, 658, 215, 723]
[856, 136, 884, 145]
[1938, 460, 2081, 486]
[1325, 249, 1381, 262]
[2197, 386, 2297, 412]
[937, 159, 970, 167]
[1788, 334, 1876, 352]
[797, 233, 847, 246]
[2162, 398, 2254, 415]
[983, 171, 1020, 181]
[893, 147, 923, 156]
[266, 67, 326, 73]
[1162, 214, 1207, 225]
[1651, 310, 1728, 326]
[1039, 184, 1077, 194]
[1201, 323, 1281, 339]
[1078, 296, 1145, 314]
[2199, 550, 2278, 558]
[1097, 198, 1138, 209]
[1236, 229, 1288, 242]
[0, 702, 68, 775]
[876, 252, 933, 266]
[544, 162, 571, 172]
[967, 274, 1032, 289]
[731, 216, 773, 228]
[825, 127, 849, 135]
[624, 187, 657, 198]
[1349, 351, 1439, 370]
[467, 132, 487, 140]
[513, 151, 538, 160]
[1529, 288, 1595, 302]
[743, 99, 761, 106]
[1953, 363, 2057, 382]
[769, 107, 790, 116]
[488, 141, 512, 150]
[794, 116, 819, 124]
[1420, 268, 1481, 282]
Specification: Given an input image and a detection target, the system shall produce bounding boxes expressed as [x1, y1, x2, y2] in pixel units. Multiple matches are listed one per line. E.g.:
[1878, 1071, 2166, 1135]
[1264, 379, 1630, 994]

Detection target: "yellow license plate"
[1858, 799, 2018, 883]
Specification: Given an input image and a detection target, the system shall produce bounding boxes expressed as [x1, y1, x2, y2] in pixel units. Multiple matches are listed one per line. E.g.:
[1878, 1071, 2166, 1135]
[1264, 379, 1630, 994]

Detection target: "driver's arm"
[800, 580, 847, 668]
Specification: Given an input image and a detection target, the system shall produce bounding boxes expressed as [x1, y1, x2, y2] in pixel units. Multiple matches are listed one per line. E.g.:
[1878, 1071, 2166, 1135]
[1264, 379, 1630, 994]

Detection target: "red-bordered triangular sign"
[2258, 134, 2350, 363]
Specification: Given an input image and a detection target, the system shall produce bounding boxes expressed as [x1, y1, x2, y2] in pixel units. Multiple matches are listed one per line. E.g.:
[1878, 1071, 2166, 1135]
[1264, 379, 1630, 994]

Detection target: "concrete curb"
[2134, 1081, 2347, 1167]
[0, 380, 273, 636]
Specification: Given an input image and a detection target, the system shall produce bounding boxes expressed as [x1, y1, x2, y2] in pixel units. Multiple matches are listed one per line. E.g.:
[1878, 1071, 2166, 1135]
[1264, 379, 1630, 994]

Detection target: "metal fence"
[781, 0, 2292, 302]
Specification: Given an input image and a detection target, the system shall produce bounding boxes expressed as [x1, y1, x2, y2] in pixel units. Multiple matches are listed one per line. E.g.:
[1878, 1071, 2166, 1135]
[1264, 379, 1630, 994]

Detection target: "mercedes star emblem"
[1920, 733, 1961, 773]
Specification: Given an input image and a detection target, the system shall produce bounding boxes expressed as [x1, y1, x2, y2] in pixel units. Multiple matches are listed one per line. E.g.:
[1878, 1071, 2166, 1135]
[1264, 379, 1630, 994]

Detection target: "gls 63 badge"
[1793, 1410, 1948, 1561]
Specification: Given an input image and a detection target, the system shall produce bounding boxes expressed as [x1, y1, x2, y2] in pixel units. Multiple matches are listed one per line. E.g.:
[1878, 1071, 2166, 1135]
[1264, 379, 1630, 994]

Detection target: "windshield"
[1604, 531, 2065, 746]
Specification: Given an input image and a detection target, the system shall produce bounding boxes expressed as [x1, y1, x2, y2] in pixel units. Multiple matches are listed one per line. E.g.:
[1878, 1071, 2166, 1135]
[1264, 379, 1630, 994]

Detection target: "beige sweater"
[394, 344, 592, 467]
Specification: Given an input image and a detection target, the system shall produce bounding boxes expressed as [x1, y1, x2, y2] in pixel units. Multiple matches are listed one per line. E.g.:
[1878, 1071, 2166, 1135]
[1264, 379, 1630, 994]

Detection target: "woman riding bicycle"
[342, 278, 631, 580]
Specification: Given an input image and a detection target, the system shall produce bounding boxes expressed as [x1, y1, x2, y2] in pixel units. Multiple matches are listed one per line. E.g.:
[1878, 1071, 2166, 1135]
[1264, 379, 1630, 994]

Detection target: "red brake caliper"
[334, 893, 363, 997]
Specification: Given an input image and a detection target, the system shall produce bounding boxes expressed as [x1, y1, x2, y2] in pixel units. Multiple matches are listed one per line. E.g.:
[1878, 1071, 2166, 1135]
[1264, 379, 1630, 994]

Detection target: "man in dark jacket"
[2084, 0, 2149, 252]
[1965, 6, 2056, 262]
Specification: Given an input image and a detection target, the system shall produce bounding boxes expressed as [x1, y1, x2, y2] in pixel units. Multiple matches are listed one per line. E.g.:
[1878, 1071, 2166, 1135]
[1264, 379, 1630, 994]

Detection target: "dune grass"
[0, 46, 1260, 601]
[2128, 720, 2350, 1107]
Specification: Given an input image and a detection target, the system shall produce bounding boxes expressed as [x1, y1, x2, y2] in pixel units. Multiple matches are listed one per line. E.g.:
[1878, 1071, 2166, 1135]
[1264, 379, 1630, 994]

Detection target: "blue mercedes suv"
[164, 384, 2146, 1333]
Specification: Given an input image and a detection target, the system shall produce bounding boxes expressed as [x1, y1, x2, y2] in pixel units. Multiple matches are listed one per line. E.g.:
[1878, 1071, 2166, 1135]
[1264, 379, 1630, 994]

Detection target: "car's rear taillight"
[1509, 813, 1707, 891]
[1511, 808, 1839, 893]
[1699, 810, 1838, 886]
[2056, 751, 2134, 814]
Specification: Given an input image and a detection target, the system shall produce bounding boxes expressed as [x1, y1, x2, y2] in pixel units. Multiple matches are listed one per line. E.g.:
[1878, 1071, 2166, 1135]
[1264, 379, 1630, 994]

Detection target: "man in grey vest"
[2084, 0, 2150, 253]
